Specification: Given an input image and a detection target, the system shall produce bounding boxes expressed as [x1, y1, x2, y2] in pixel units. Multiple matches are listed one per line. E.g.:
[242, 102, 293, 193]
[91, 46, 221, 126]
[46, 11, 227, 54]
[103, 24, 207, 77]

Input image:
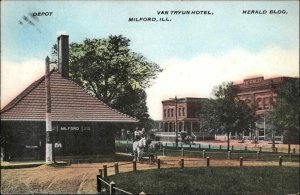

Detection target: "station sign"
[58, 126, 91, 131]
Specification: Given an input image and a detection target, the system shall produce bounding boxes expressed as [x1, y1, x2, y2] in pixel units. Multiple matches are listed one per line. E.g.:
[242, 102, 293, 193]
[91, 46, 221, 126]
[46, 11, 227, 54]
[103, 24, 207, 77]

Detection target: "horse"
[148, 141, 161, 153]
[147, 141, 161, 162]
[180, 131, 195, 144]
[183, 135, 195, 144]
[187, 135, 195, 144]
[132, 137, 147, 162]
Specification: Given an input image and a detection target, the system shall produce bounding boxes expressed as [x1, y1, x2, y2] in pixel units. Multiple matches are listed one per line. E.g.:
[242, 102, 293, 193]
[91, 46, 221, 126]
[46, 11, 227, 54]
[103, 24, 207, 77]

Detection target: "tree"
[202, 82, 255, 150]
[112, 85, 154, 129]
[52, 35, 162, 124]
[270, 78, 299, 151]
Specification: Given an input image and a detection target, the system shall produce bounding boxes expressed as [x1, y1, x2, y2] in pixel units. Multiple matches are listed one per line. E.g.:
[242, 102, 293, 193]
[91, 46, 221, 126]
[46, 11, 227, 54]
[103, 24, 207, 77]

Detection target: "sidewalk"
[1, 161, 45, 169]
[1, 160, 69, 169]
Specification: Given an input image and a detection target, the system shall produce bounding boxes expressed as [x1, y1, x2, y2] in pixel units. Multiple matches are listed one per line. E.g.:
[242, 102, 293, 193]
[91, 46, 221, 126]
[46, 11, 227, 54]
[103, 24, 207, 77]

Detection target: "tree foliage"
[53, 35, 163, 122]
[271, 78, 299, 134]
[202, 82, 255, 149]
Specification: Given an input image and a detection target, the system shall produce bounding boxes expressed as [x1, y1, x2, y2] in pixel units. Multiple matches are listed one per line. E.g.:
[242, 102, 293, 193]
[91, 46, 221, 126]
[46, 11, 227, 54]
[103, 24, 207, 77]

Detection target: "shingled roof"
[1, 70, 137, 122]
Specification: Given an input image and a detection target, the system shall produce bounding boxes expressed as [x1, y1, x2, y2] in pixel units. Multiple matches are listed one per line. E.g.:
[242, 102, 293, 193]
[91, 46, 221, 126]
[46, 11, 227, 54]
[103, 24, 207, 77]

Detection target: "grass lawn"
[106, 166, 299, 195]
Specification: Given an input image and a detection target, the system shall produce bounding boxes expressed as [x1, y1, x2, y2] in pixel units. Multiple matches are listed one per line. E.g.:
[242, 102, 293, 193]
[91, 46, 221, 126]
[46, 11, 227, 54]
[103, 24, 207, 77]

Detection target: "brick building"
[233, 76, 297, 139]
[156, 97, 209, 141]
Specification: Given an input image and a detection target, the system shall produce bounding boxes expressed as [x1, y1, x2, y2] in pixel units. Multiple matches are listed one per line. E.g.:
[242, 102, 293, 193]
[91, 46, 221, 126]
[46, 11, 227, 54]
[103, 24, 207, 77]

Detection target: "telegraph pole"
[175, 96, 178, 147]
[45, 56, 53, 164]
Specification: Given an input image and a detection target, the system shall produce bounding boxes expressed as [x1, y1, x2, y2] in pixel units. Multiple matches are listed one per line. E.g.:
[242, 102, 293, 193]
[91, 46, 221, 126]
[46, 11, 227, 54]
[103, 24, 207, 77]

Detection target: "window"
[256, 98, 263, 110]
[167, 109, 170, 117]
[264, 97, 272, 109]
[179, 108, 181, 116]
[164, 109, 166, 117]
[182, 108, 185, 116]
[171, 109, 173, 117]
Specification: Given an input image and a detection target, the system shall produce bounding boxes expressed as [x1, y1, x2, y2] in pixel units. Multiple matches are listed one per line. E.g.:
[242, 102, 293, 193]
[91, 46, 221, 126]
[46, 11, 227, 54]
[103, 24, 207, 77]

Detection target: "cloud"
[146, 46, 299, 120]
[1, 58, 44, 108]
[56, 31, 68, 36]
[1, 46, 298, 120]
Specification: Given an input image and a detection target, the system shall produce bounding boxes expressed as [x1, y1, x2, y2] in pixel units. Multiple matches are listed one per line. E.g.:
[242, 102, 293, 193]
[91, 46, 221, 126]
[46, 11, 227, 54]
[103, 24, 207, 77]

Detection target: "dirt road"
[1, 155, 298, 194]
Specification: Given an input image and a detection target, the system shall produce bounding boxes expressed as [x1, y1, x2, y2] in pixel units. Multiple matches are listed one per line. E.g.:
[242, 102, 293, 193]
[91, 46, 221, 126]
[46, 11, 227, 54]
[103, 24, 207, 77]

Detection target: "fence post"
[180, 158, 184, 168]
[293, 148, 296, 154]
[126, 139, 128, 153]
[163, 148, 165, 156]
[202, 150, 206, 159]
[206, 157, 210, 167]
[208, 144, 211, 150]
[157, 159, 161, 169]
[190, 143, 192, 148]
[96, 174, 102, 192]
[257, 151, 260, 160]
[133, 160, 137, 171]
[114, 162, 119, 174]
[110, 181, 115, 195]
[275, 147, 278, 153]
[181, 148, 184, 157]
[231, 145, 234, 151]
[245, 146, 247, 151]
[199, 144, 201, 149]
[240, 157, 243, 166]
[279, 156, 282, 166]
[219, 145, 222, 150]
[103, 165, 108, 178]
[227, 151, 231, 160]
[259, 146, 262, 152]
[289, 153, 292, 162]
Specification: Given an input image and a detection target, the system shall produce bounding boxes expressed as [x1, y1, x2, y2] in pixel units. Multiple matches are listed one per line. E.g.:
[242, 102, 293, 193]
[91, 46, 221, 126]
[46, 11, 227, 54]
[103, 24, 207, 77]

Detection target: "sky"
[1, 1, 299, 120]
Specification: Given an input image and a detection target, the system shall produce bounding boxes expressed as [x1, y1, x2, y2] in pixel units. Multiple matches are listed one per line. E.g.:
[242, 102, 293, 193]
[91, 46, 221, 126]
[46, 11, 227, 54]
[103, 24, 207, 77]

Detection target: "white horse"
[133, 137, 146, 162]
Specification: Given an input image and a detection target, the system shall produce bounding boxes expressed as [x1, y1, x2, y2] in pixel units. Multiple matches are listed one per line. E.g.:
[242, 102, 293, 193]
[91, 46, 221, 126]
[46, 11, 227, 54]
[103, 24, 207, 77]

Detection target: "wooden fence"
[97, 161, 147, 195]
[115, 140, 299, 154]
[96, 151, 294, 194]
[160, 147, 299, 162]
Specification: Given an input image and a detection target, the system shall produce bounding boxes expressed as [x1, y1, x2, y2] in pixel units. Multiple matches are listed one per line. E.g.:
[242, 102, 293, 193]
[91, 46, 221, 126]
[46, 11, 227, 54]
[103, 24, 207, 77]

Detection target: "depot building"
[1, 35, 137, 161]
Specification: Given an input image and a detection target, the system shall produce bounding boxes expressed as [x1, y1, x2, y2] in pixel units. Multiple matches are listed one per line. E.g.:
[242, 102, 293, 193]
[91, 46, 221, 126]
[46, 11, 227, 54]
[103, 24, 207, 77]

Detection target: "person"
[121, 129, 125, 139]
[140, 128, 146, 138]
[54, 140, 62, 163]
[134, 127, 139, 141]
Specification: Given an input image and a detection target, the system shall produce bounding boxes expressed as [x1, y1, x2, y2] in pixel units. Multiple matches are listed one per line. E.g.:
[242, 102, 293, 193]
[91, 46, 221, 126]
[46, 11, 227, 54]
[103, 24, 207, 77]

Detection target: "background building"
[156, 97, 209, 141]
[234, 76, 297, 140]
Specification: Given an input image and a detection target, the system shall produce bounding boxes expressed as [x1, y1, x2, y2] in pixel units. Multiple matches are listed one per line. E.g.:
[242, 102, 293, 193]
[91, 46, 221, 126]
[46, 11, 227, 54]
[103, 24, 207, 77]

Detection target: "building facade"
[0, 35, 137, 161]
[233, 76, 297, 139]
[156, 97, 209, 141]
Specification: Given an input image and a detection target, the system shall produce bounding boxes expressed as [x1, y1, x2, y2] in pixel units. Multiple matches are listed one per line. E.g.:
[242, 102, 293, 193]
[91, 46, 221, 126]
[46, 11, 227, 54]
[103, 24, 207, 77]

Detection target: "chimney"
[57, 35, 69, 77]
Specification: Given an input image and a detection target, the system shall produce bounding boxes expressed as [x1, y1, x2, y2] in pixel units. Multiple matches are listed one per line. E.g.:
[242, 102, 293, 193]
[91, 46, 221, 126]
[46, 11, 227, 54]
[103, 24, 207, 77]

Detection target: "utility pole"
[45, 56, 53, 164]
[175, 96, 178, 147]
[263, 115, 266, 141]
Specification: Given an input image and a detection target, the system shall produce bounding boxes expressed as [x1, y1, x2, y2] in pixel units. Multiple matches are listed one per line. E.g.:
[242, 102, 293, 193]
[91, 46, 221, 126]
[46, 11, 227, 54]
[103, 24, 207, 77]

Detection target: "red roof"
[1, 70, 137, 122]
